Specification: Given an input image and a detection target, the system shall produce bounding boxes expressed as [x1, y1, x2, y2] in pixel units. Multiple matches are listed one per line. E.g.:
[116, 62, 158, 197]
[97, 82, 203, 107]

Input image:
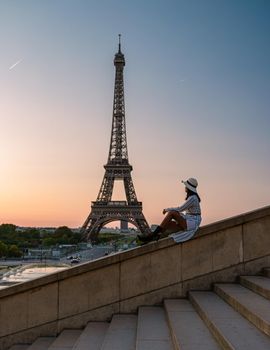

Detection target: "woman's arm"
[164, 196, 195, 213]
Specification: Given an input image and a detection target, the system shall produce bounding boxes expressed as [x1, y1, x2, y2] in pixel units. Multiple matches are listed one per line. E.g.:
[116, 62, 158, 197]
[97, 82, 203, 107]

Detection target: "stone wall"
[0, 205, 270, 349]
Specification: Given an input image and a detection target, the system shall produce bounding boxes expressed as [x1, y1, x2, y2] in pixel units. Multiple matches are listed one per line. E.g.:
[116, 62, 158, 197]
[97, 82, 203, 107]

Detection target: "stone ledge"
[197, 205, 270, 237]
[0, 205, 269, 299]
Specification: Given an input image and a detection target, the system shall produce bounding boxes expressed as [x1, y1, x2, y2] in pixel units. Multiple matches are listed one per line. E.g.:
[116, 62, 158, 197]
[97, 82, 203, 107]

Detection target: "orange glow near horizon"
[1, 168, 269, 228]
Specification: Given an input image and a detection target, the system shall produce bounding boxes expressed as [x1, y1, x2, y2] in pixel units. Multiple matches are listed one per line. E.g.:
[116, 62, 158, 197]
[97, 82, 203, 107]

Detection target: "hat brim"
[181, 180, 197, 193]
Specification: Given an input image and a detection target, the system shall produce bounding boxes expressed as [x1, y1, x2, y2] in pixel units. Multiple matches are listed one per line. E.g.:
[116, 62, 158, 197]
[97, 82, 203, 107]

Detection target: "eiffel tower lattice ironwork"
[81, 36, 151, 241]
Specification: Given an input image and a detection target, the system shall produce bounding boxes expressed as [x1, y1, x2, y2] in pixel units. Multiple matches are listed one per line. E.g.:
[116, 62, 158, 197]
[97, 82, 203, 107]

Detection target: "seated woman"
[139, 177, 201, 243]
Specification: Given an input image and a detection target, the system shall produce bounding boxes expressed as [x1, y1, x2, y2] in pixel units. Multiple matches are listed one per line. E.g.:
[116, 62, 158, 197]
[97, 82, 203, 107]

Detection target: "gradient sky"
[0, 0, 269, 228]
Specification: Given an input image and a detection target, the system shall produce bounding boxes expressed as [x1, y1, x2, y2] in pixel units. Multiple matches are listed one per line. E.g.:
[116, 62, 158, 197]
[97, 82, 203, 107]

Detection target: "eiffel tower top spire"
[114, 34, 125, 66]
[108, 35, 128, 164]
[118, 33, 122, 53]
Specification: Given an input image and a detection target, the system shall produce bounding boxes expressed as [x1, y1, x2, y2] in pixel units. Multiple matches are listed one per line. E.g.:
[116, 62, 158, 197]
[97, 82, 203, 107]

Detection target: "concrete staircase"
[9, 268, 270, 350]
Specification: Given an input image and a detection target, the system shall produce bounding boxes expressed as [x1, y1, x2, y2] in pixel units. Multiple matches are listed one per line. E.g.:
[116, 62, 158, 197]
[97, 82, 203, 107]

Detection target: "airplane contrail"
[9, 59, 23, 70]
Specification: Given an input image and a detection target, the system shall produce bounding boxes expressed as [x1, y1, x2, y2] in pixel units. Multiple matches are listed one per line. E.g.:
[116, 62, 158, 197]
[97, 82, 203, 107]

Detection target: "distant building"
[120, 220, 128, 233]
[100, 227, 120, 234]
[27, 248, 52, 259]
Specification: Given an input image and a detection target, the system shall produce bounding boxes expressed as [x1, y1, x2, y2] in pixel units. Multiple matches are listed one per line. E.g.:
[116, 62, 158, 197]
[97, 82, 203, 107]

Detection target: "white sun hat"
[182, 177, 198, 193]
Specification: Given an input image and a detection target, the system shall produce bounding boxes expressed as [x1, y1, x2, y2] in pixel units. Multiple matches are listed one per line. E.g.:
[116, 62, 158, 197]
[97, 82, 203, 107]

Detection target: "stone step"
[136, 306, 173, 350]
[240, 276, 270, 300]
[190, 291, 270, 349]
[73, 322, 109, 350]
[48, 330, 82, 350]
[28, 337, 56, 350]
[165, 299, 220, 350]
[100, 315, 137, 350]
[263, 267, 270, 278]
[214, 283, 270, 336]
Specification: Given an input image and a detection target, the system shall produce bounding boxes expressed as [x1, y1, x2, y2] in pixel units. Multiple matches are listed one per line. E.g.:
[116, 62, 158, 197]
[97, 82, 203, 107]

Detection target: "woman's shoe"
[137, 233, 153, 243]
[153, 225, 162, 234]
[152, 232, 161, 241]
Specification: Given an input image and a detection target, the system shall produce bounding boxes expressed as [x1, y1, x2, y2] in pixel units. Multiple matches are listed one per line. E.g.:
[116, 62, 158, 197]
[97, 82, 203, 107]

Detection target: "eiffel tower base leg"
[81, 203, 151, 242]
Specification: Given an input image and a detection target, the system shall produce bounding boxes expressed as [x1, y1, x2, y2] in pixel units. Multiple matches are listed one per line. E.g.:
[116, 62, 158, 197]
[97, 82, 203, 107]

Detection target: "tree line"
[0, 224, 82, 258]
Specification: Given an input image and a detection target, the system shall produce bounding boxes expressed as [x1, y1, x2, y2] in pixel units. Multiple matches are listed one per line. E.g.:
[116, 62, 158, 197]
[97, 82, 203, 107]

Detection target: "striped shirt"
[165, 195, 201, 215]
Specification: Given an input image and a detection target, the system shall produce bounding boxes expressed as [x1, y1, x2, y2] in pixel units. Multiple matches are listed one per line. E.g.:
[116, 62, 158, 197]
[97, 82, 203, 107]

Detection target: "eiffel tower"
[81, 36, 151, 241]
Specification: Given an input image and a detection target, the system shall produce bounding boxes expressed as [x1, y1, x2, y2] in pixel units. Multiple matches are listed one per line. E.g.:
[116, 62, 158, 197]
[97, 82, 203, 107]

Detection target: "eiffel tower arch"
[81, 36, 151, 242]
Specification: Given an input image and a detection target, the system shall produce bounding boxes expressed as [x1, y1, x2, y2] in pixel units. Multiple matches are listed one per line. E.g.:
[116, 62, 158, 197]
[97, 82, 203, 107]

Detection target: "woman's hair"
[186, 188, 201, 202]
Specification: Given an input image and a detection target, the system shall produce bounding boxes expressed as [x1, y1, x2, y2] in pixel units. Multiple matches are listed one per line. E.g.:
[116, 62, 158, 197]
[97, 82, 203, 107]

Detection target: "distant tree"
[0, 241, 8, 257]
[69, 233, 81, 245]
[21, 228, 41, 248]
[0, 224, 17, 244]
[23, 228, 40, 240]
[54, 226, 73, 239]
[42, 237, 56, 247]
[8, 244, 22, 258]
[0, 223, 16, 234]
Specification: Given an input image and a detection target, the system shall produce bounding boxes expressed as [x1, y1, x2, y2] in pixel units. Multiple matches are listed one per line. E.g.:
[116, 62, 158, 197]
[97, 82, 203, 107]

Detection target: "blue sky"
[0, 0, 269, 227]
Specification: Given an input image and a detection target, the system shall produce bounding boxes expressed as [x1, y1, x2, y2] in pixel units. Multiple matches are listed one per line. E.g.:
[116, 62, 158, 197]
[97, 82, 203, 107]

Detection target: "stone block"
[150, 245, 181, 290]
[120, 253, 151, 300]
[243, 216, 270, 261]
[212, 226, 242, 270]
[182, 234, 213, 280]
[0, 292, 28, 337]
[28, 283, 58, 328]
[120, 245, 181, 299]
[58, 264, 120, 318]
[0, 283, 58, 337]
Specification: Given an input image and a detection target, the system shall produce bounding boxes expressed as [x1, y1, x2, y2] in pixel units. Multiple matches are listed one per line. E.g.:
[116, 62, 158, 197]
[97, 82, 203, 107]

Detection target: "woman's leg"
[138, 211, 186, 243]
[160, 211, 187, 233]
[158, 221, 179, 238]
